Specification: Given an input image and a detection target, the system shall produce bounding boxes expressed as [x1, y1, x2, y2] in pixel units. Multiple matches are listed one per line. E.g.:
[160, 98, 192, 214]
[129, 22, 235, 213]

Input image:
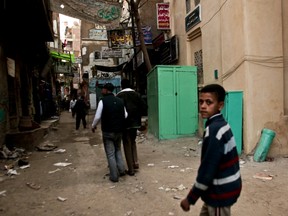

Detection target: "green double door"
[147, 65, 198, 140]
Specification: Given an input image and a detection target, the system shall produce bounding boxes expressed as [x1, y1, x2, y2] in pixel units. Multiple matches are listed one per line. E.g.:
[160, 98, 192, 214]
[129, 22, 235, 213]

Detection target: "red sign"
[157, 3, 170, 30]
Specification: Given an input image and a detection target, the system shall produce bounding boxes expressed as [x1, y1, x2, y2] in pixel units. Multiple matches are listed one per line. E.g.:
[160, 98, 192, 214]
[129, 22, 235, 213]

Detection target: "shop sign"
[107, 29, 133, 49]
[135, 26, 153, 46]
[89, 29, 108, 40]
[54, 62, 71, 74]
[157, 3, 170, 30]
[101, 47, 123, 58]
[185, 5, 201, 32]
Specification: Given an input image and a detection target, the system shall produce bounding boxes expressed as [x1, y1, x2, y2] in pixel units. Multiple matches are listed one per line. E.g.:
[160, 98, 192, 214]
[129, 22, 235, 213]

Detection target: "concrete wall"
[140, 0, 164, 40]
[241, 0, 284, 154]
[80, 22, 108, 66]
[168, 0, 188, 66]
[170, 0, 287, 156]
[283, 0, 288, 114]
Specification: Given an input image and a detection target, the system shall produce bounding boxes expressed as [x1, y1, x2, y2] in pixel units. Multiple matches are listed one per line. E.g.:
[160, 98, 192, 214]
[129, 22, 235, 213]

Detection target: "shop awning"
[50, 0, 123, 29]
[93, 62, 127, 72]
[50, 51, 75, 63]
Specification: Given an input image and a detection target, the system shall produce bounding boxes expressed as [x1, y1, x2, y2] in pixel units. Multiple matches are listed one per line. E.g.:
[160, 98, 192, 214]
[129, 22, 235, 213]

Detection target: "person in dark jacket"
[91, 83, 128, 183]
[116, 79, 147, 176]
[74, 95, 89, 130]
[180, 84, 242, 216]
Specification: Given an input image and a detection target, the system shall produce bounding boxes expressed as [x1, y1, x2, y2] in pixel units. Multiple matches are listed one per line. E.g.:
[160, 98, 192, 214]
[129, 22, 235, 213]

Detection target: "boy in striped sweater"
[180, 84, 242, 216]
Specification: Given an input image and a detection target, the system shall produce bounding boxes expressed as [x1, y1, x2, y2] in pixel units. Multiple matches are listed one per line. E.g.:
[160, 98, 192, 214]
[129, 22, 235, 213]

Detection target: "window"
[194, 0, 200, 6]
[194, 50, 203, 84]
[186, 0, 191, 13]
[94, 51, 101, 60]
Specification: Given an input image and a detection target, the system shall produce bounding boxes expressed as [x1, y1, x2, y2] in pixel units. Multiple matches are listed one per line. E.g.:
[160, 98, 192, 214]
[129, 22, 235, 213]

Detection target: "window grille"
[194, 50, 203, 84]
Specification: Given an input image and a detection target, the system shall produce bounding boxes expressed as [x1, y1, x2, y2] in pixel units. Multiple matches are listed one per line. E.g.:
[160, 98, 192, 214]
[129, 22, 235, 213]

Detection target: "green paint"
[98, 6, 120, 21]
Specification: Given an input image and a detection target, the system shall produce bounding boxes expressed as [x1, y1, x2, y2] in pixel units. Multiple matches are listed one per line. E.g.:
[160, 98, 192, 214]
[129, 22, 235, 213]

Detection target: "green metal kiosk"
[147, 65, 198, 140]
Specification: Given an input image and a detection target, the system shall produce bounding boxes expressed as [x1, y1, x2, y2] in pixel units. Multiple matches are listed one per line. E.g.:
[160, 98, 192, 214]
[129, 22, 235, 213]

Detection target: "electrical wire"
[221, 55, 284, 81]
[201, 0, 229, 29]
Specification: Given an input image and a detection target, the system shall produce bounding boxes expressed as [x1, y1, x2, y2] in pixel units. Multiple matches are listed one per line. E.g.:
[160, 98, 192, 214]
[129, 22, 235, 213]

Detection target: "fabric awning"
[50, 0, 123, 29]
[50, 51, 75, 63]
[93, 62, 127, 72]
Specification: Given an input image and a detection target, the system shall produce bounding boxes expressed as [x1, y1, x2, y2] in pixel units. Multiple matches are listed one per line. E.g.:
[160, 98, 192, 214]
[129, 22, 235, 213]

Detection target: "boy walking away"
[180, 84, 242, 216]
[74, 95, 89, 130]
[116, 79, 147, 176]
[91, 83, 127, 183]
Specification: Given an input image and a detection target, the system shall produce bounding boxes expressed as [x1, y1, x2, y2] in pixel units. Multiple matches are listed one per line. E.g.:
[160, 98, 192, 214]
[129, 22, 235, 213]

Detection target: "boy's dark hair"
[121, 78, 130, 89]
[200, 84, 226, 102]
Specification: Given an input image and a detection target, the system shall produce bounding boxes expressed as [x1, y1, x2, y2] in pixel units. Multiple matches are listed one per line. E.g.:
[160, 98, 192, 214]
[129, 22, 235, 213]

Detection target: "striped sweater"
[187, 113, 242, 207]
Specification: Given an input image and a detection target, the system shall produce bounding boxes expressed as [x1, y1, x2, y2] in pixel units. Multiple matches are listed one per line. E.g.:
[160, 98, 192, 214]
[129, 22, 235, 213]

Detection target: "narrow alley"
[0, 111, 287, 216]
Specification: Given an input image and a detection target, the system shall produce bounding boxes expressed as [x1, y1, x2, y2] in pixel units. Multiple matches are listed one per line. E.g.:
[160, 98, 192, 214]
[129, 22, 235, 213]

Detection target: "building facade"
[166, 0, 288, 156]
[0, 0, 54, 149]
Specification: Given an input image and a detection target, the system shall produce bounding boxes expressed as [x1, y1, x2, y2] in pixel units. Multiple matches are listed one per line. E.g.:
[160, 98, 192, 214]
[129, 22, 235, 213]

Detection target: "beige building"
[166, 0, 288, 156]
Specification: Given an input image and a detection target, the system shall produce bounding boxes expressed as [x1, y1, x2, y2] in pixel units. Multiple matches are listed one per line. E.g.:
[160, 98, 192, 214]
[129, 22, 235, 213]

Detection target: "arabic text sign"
[108, 29, 133, 49]
[185, 5, 201, 32]
[89, 29, 108, 40]
[157, 3, 170, 30]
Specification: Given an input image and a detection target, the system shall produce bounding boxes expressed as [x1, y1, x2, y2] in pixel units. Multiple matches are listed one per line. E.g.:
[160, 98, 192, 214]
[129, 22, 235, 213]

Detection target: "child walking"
[180, 84, 242, 216]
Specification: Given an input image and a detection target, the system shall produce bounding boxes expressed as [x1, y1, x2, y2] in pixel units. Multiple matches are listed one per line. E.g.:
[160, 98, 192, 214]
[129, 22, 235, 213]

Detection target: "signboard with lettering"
[89, 29, 108, 40]
[135, 26, 153, 46]
[54, 62, 72, 74]
[107, 29, 133, 49]
[185, 5, 201, 32]
[157, 3, 170, 30]
[101, 47, 123, 58]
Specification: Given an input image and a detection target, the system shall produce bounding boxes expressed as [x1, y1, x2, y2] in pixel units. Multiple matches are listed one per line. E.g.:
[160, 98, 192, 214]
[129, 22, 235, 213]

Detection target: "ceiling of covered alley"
[50, 0, 124, 28]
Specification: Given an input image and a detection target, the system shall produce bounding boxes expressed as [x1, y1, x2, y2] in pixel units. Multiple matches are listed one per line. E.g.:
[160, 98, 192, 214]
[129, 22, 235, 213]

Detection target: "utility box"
[147, 65, 198, 140]
[222, 91, 243, 155]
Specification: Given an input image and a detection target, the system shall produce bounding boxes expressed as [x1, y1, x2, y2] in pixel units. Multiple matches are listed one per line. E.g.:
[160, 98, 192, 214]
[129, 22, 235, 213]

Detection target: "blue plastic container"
[254, 128, 276, 162]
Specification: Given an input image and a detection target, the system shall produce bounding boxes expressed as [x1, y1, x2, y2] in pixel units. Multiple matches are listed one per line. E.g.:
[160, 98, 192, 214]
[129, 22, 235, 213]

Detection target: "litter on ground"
[253, 172, 273, 180]
[54, 162, 72, 167]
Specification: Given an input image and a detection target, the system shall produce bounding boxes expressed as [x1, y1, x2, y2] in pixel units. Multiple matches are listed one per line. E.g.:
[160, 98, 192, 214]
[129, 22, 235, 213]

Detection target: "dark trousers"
[76, 114, 86, 130]
[72, 108, 76, 118]
[122, 128, 138, 174]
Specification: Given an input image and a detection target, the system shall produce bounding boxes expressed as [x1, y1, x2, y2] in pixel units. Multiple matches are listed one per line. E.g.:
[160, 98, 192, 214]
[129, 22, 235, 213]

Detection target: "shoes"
[133, 163, 139, 169]
[119, 172, 126, 177]
[109, 178, 119, 183]
[125, 170, 135, 176]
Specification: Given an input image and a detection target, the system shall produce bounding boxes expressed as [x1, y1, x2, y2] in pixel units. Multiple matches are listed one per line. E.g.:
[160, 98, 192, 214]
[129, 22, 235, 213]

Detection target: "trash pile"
[0, 145, 30, 178]
[0, 140, 60, 178]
